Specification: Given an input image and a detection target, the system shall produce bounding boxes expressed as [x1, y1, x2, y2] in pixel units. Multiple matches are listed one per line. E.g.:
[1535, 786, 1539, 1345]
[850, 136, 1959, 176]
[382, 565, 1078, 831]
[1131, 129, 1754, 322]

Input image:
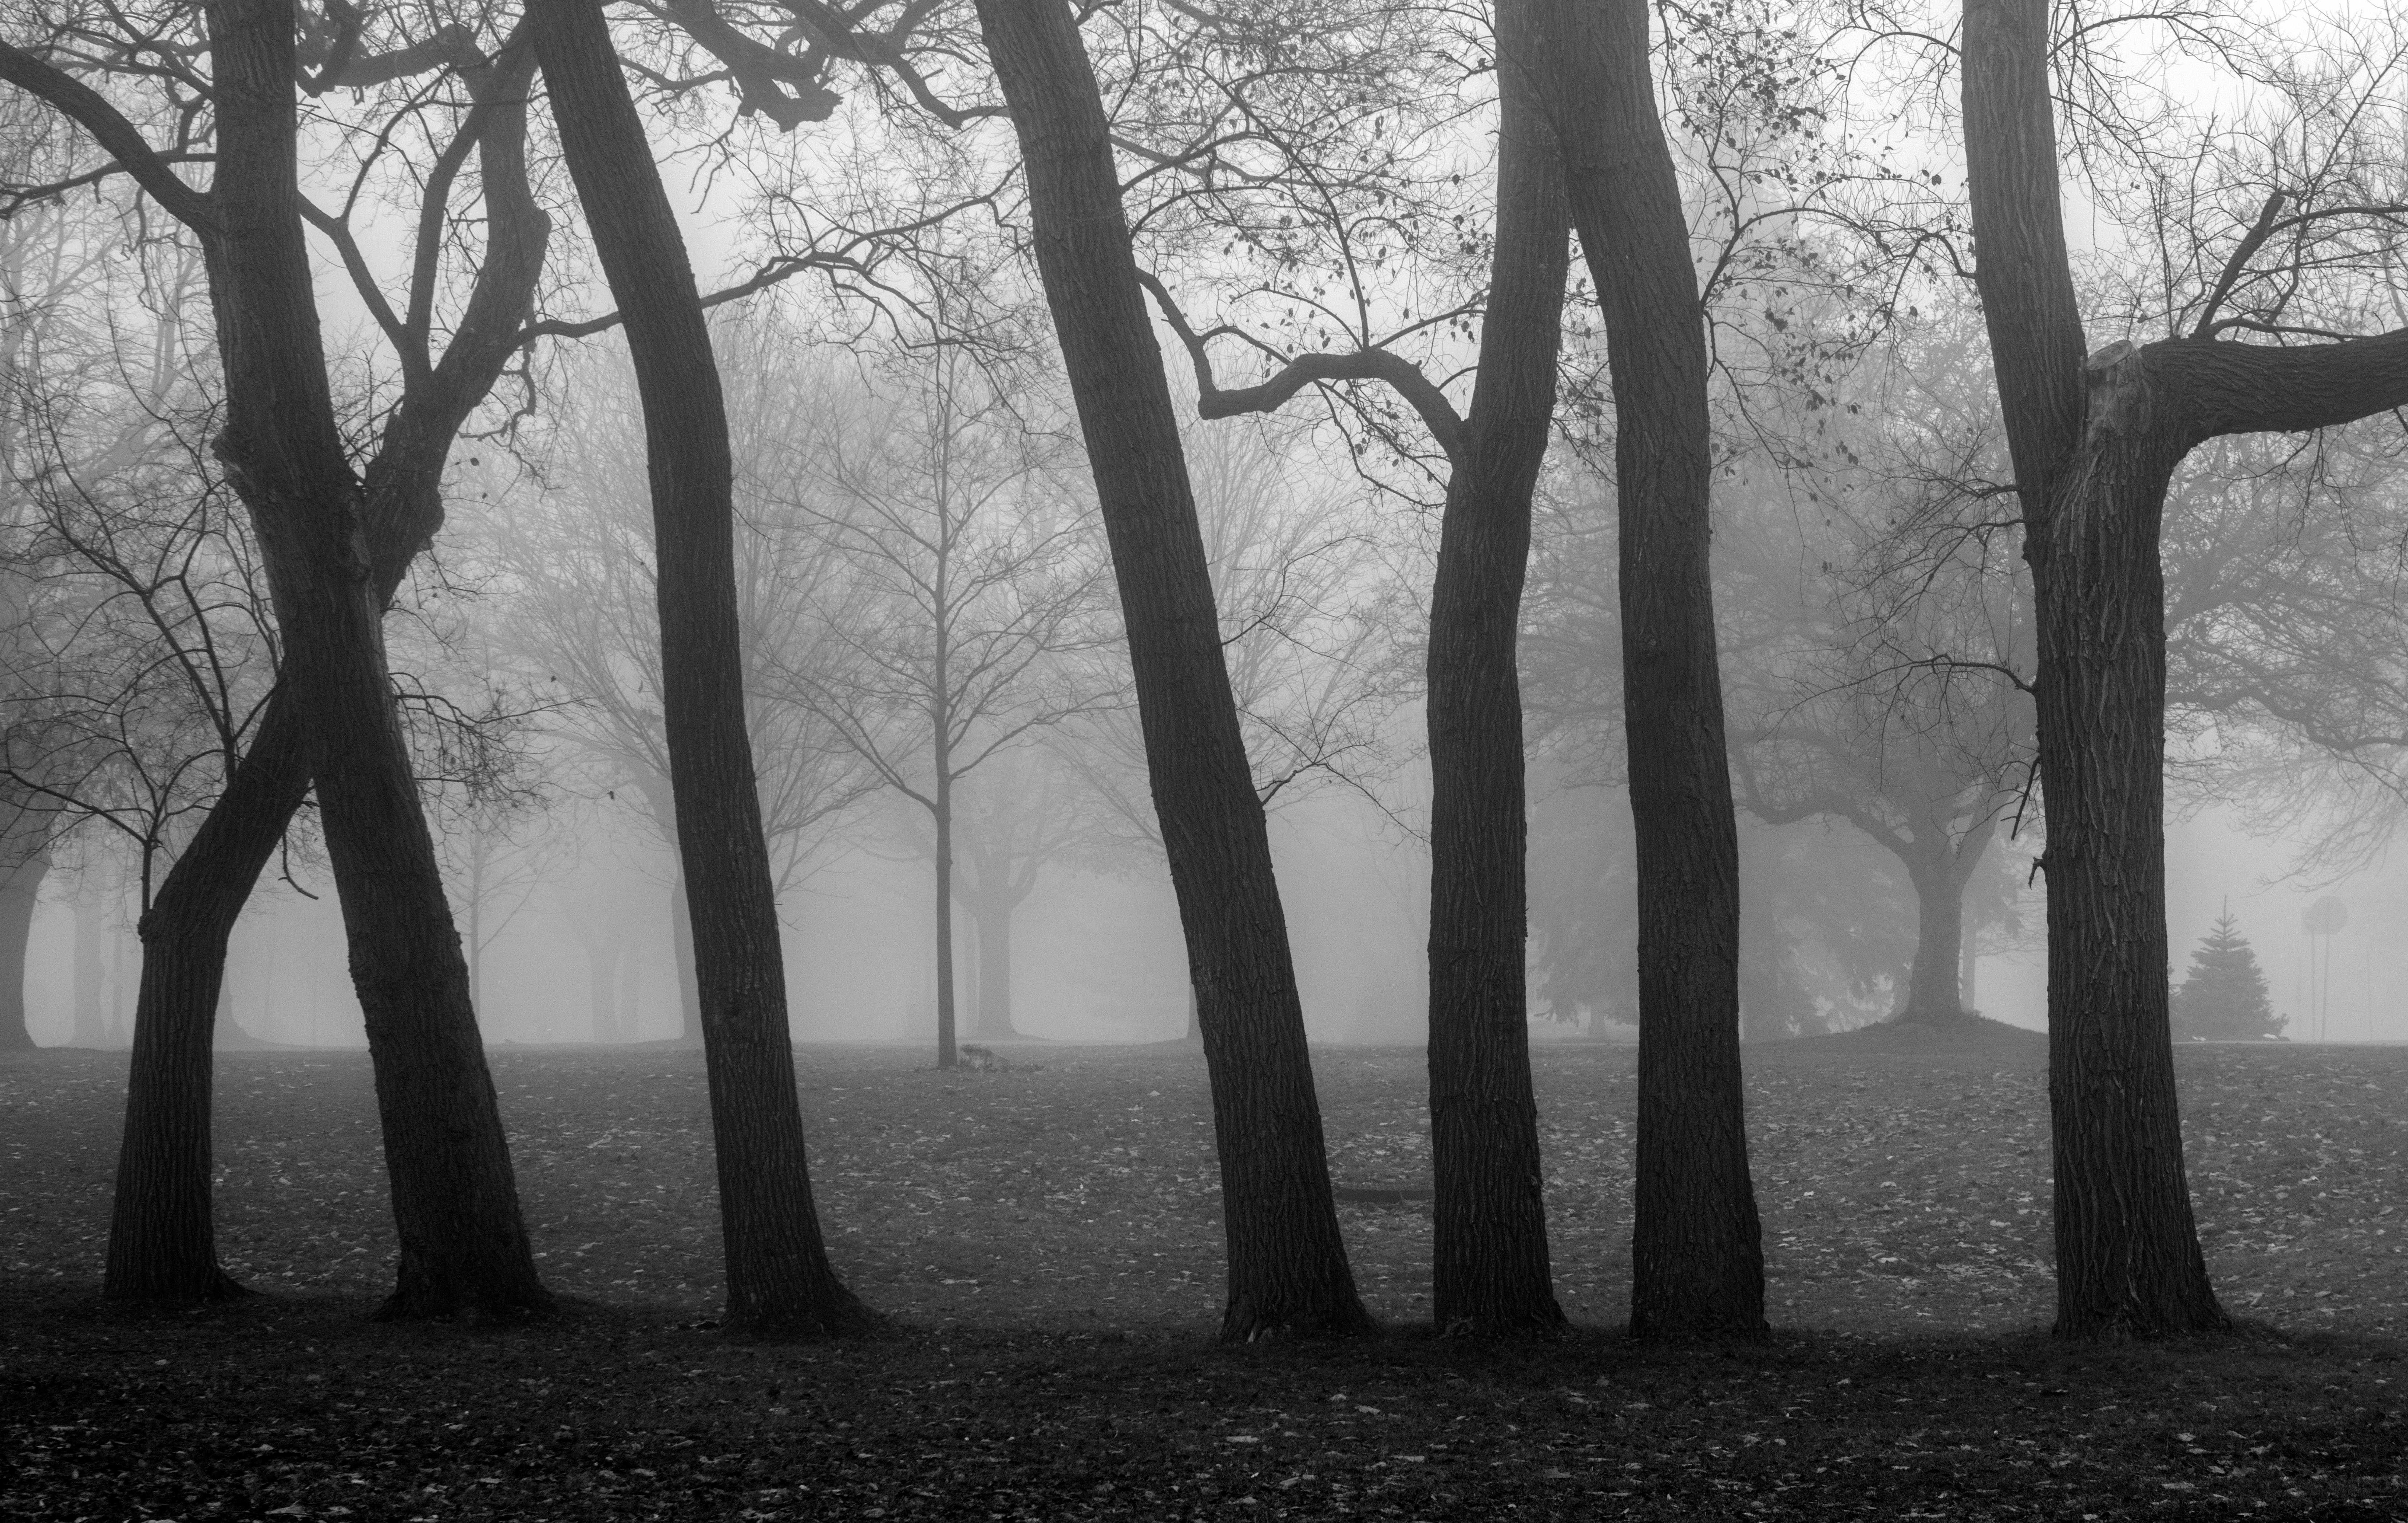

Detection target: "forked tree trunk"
[1961, 0, 2219, 1340]
[1897, 861, 1968, 1024]
[0, 844, 46, 1051]
[1532, 0, 1766, 1340]
[972, 0, 1370, 1341]
[1426, 3, 1568, 1337]
[532, 0, 872, 1338]
[93, 29, 550, 1308]
[198, 0, 549, 1323]
[2024, 344, 2223, 1335]
[1963, 0, 2408, 1337]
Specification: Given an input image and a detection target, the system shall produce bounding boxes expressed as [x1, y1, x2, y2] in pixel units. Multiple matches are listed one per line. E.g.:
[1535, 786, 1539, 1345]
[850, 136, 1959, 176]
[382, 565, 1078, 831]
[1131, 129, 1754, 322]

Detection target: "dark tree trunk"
[2024, 344, 2223, 1335]
[1532, 0, 1765, 1340]
[1962, 0, 2222, 1339]
[198, 0, 549, 1323]
[1425, 5, 1568, 1338]
[972, 0, 1371, 1341]
[532, 0, 872, 1338]
[98, 27, 550, 1309]
[0, 844, 46, 1051]
[1898, 862, 1968, 1024]
[933, 752, 958, 1070]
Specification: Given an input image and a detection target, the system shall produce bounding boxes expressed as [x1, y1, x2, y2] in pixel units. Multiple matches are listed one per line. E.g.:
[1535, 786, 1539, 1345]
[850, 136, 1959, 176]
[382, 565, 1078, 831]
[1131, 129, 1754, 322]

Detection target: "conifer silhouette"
[2172, 906, 2284, 1041]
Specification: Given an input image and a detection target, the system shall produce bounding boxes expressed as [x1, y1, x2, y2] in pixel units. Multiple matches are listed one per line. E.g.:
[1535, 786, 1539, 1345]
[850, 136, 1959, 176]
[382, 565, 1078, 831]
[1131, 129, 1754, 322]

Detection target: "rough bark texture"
[532, 0, 871, 1338]
[101, 31, 550, 1307]
[1533, 0, 1766, 1340]
[1963, 0, 2221, 1339]
[2026, 343, 2224, 1335]
[1425, 5, 1569, 1338]
[972, 0, 1370, 1341]
[201, 0, 549, 1323]
[0, 841, 46, 1050]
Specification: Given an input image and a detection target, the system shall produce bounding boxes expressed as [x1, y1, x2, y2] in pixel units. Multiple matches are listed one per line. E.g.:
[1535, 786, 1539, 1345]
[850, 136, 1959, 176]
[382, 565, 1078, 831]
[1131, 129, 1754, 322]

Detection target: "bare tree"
[531, 0, 873, 1337]
[770, 328, 1110, 1069]
[972, 0, 1374, 1341]
[1528, 0, 1767, 1341]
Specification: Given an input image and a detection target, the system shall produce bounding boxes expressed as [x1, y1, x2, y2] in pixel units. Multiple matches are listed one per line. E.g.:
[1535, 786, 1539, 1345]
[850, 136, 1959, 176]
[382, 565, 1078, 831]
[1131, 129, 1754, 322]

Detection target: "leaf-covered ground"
[4, 1030, 2405, 1519]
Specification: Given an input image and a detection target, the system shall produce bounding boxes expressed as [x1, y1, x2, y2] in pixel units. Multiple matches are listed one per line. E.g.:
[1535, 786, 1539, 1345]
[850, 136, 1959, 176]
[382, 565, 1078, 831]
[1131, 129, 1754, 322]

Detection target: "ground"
[3, 1031, 2403, 1519]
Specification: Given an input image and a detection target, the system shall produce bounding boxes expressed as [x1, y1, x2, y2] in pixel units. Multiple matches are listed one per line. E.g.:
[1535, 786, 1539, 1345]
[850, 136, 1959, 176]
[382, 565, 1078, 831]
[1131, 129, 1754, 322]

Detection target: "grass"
[4, 1032, 2405, 1519]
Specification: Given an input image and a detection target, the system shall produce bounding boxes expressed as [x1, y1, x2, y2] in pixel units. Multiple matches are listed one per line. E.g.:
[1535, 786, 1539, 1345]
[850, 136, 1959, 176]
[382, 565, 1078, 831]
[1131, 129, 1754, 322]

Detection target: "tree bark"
[1532, 0, 1766, 1340]
[2022, 342, 2225, 1335]
[95, 27, 551, 1309]
[532, 0, 872, 1338]
[0, 843, 45, 1050]
[197, 0, 550, 1323]
[1425, 2, 1569, 1337]
[1962, 0, 2221, 1339]
[972, 0, 1371, 1340]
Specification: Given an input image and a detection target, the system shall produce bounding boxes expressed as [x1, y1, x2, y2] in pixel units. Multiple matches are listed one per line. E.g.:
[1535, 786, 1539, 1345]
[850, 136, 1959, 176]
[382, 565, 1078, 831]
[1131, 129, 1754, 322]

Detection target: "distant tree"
[771, 323, 1111, 1071]
[2171, 910, 2282, 1042]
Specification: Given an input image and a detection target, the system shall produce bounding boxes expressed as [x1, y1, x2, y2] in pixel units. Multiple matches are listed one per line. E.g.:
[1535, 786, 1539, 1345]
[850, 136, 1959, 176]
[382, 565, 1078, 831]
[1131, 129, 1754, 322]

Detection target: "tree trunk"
[969, 894, 1022, 1040]
[933, 754, 958, 1070]
[2028, 345, 2224, 1336]
[1533, 0, 1765, 1340]
[96, 25, 549, 1307]
[972, 0, 1370, 1341]
[1962, 0, 2223, 1339]
[73, 887, 107, 1048]
[189, 0, 550, 1322]
[618, 938, 642, 1042]
[1425, 3, 1568, 1337]
[635, 774, 705, 1045]
[532, 0, 872, 1338]
[0, 845, 46, 1050]
[1896, 858, 1969, 1025]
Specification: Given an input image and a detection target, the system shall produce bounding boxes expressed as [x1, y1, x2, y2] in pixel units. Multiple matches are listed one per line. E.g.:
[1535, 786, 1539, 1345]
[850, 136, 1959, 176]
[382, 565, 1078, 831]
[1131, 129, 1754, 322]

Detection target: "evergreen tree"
[2172, 909, 2284, 1041]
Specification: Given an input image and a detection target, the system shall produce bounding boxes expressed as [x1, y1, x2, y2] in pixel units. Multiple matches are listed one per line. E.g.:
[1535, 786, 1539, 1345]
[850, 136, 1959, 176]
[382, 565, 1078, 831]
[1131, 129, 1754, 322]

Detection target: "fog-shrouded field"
[7, 1033, 2406, 1521]
[11, 1034, 2404, 1335]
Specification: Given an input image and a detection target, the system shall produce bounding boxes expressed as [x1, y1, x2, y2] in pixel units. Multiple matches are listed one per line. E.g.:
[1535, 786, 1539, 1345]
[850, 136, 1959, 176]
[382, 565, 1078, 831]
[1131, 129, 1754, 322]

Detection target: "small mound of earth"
[1751, 1013, 2047, 1069]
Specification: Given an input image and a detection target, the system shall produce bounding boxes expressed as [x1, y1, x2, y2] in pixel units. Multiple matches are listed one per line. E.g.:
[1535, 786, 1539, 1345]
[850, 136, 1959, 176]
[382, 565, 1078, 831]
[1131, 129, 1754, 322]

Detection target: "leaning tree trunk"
[532, 0, 872, 1338]
[0, 844, 46, 1051]
[973, 0, 1370, 1340]
[1426, 1, 1568, 1338]
[1533, 0, 1765, 1340]
[201, 0, 550, 1322]
[97, 28, 550, 1308]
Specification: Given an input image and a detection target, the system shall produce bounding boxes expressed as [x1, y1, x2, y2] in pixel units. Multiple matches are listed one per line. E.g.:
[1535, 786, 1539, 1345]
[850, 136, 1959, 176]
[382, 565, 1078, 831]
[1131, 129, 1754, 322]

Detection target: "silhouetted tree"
[972, 0, 1372, 1341]
[531, 0, 872, 1337]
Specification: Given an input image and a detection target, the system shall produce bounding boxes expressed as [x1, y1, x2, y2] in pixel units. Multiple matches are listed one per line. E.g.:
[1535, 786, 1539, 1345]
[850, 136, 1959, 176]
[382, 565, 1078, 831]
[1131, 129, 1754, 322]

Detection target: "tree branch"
[1136, 270, 1465, 464]
[0, 41, 217, 233]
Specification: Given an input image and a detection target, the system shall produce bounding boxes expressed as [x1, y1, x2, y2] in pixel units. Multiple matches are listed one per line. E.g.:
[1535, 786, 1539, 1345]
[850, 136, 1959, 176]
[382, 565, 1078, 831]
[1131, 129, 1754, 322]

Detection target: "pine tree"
[2172, 909, 2284, 1041]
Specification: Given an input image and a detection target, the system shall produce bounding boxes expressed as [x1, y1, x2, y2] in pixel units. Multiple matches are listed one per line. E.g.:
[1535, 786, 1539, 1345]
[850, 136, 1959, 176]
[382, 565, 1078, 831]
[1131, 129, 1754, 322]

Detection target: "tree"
[1130, 0, 1567, 1334]
[971, 0, 1372, 1341]
[2172, 909, 2282, 1041]
[530, 0, 872, 1337]
[487, 326, 874, 1043]
[2, 0, 552, 1316]
[774, 326, 1109, 1070]
[1529, 0, 1767, 1340]
[1951, 0, 2408, 1336]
